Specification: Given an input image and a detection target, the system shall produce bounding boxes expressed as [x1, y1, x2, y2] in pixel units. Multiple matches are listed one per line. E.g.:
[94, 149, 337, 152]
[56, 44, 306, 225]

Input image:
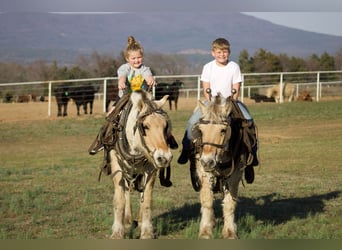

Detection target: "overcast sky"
[1, 1, 342, 36]
[244, 12, 342, 37]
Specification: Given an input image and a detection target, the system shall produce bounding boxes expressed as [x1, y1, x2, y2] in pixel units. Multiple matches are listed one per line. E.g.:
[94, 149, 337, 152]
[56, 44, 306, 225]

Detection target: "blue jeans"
[182, 100, 253, 150]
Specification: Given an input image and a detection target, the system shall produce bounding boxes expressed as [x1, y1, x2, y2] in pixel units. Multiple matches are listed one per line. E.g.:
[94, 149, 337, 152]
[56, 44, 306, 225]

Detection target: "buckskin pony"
[103, 90, 172, 239]
[189, 93, 253, 239]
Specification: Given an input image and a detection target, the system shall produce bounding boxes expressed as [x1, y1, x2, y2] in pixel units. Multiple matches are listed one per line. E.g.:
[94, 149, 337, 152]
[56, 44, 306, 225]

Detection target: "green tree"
[319, 52, 335, 70]
[334, 48, 342, 70]
[238, 49, 253, 73]
[289, 56, 306, 72]
[306, 53, 320, 71]
[252, 48, 282, 72]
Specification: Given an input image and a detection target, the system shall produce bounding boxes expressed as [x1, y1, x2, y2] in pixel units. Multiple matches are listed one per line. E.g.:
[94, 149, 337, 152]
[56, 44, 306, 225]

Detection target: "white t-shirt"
[200, 60, 242, 98]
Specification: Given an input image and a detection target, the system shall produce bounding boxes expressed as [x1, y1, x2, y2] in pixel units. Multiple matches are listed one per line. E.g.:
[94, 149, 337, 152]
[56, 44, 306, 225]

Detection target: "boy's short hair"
[211, 38, 231, 53]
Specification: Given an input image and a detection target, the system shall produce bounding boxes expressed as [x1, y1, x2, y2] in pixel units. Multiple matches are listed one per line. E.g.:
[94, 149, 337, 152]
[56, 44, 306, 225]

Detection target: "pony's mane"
[201, 95, 231, 123]
[130, 90, 155, 113]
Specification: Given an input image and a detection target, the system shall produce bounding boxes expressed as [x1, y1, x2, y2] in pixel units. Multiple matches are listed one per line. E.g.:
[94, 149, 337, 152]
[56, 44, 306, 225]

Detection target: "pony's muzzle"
[153, 149, 172, 168]
[200, 157, 216, 172]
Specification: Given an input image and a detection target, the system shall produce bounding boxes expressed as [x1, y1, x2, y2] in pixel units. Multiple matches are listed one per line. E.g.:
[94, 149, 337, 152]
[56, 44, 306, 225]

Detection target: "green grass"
[0, 100, 341, 239]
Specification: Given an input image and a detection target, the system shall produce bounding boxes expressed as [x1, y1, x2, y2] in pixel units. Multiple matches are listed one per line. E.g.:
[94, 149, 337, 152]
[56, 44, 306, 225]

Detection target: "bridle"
[193, 118, 231, 152]
[116, 98, 170, 171]
[192, 104, 242, 180]
[112, 96, 171, 197]
[135, 105, 170, 156]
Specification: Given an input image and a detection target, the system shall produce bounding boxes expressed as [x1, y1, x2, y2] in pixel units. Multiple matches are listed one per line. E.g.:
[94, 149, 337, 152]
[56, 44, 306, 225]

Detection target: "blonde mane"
[199, 94, 232, 123]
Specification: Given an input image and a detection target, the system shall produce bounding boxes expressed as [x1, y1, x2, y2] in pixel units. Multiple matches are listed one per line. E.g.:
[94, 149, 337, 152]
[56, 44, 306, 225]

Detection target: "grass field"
[0, 98, 341, 239]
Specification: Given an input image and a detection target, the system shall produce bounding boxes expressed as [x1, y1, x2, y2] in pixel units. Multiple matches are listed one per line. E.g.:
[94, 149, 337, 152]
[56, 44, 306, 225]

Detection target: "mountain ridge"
[1, 12, 341, 63]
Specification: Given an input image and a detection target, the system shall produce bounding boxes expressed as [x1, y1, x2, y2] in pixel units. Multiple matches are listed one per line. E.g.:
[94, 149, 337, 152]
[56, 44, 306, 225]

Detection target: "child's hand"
[118, 76, 126, 90]
[145, 76, 156, 86]
[118, 81, 126, 90]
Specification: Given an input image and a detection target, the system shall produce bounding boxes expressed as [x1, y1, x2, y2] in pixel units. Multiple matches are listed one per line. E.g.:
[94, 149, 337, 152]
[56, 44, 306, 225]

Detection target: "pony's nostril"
[201, 159, 216, 170]
[157, 156, 167, 164]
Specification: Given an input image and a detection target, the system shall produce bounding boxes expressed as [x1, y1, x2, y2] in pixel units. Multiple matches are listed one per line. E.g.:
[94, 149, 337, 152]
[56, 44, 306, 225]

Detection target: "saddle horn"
[206, 88, 212, 101]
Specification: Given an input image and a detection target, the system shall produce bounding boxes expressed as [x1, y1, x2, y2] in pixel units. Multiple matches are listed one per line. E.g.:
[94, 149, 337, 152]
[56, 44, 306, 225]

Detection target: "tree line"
[238, 48, 342, 73]
[0, 48, 341, 84]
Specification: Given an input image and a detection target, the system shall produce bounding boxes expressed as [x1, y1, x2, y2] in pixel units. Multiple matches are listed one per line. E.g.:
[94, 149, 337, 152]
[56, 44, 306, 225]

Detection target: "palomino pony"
[190, 93, 249, 239]
[266, 82, 295, 103]
[107, 90, 172, 239]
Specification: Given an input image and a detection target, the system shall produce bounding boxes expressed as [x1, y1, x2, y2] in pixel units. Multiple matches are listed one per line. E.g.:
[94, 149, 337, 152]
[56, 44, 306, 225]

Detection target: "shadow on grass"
[152, 202, 202, 237]
[155, 190, 341, 237]
[236, 190, 341, 225]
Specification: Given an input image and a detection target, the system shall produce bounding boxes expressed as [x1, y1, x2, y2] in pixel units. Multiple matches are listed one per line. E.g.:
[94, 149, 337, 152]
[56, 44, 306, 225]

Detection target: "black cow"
[54, 84, 97, 116]
[155, 80, 183, 110]
[251, 94, 275, 103]
[69, 85, 97, 115]
[54, 84, 70, 116]
[105, 84, 120, 112]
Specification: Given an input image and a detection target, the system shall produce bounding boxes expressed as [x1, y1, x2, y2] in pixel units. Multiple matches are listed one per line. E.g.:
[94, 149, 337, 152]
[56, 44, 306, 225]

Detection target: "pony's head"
[129, 91, 172, 169]
[193, 93, 233, 172]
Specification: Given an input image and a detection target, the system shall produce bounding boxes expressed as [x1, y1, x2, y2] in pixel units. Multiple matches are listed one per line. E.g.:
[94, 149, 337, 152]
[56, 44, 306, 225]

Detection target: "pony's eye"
[143, 124, 149, 130]
[220, 129, 226, 135]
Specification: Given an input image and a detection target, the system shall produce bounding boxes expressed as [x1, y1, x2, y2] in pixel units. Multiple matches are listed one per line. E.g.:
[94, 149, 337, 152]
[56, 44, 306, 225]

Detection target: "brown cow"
[297, 90, 313, 102]
[16, 95, 30, 103]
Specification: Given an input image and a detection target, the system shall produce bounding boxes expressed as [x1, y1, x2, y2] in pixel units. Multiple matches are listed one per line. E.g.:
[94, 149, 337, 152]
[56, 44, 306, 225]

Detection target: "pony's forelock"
[202, 95, 231, 123]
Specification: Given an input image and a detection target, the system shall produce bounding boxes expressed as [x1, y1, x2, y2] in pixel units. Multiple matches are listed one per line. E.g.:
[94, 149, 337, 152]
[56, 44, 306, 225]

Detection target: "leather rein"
[193, 111, 243, 178]
[115, 99, 170, 181]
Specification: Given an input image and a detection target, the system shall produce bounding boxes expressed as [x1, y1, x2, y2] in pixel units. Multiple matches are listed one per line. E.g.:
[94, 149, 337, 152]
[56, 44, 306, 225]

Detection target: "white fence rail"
[1, 71, 342, 116]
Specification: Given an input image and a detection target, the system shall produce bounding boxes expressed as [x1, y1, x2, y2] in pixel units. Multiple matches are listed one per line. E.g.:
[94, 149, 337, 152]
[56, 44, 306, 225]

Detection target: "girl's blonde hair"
[124, 36, 144, 58]
[211, 38, 231, 53]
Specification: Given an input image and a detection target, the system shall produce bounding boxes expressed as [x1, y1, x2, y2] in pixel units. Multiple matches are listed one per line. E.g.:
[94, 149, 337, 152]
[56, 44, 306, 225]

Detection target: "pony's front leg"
[110, 167, 126, 239]
[199, 173, 215, 239]
[222, 192, 238, 239]
[124, 189, 133, 229]
[222, 166, 242, 239]
[137, 174, 156, 239]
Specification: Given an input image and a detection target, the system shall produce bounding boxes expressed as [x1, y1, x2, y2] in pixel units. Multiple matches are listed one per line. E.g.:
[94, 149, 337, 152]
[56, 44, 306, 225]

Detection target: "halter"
[192, 112, 232, 156]
[195, 118, 231, 149]
[191, 101, 243, 182]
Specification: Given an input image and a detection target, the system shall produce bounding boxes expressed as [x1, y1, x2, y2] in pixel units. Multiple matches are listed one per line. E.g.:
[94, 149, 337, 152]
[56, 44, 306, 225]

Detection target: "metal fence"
[1, 71, 342, 116]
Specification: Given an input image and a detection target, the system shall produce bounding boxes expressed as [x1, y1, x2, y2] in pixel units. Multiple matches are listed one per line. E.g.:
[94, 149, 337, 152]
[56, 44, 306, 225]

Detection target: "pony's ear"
[154, 95, 169, 108]
[214, 94, 222, 105]
[198, 100, 207, 114]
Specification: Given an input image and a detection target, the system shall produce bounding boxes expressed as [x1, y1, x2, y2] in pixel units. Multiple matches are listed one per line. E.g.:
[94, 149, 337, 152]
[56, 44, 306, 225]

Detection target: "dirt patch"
[0, 100, 103, 123]
[0, 97, 200, 123]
